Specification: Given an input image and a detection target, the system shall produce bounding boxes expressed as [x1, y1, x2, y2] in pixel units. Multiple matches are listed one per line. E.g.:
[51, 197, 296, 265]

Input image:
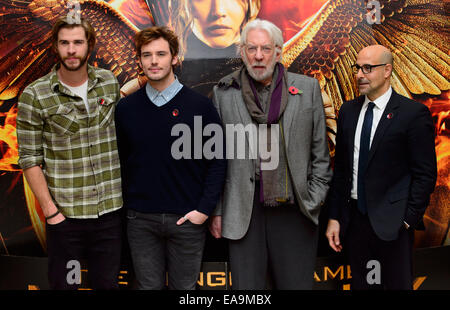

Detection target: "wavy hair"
[51, 16, 96, 52]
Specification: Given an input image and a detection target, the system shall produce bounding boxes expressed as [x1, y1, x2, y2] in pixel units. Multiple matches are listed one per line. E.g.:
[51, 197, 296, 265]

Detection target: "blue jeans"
[126, 209, 206, 290]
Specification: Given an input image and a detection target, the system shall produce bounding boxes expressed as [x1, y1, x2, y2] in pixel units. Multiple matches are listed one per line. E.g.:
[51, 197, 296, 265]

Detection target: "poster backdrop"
[0, 0, 448, 257]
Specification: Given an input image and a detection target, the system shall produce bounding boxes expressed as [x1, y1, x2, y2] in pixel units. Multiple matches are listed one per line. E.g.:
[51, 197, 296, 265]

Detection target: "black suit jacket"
[328, 91, 437, 241]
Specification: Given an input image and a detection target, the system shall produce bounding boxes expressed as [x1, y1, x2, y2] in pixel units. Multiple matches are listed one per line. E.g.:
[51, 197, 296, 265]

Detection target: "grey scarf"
[238, 63, 295, 207]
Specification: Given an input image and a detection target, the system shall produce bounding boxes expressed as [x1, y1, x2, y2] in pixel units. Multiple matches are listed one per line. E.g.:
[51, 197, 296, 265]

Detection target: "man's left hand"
[177, 210, 208, 225]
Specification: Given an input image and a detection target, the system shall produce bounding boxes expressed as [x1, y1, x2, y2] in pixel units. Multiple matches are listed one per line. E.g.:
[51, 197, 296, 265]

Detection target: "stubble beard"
[59, 52, 89, 72]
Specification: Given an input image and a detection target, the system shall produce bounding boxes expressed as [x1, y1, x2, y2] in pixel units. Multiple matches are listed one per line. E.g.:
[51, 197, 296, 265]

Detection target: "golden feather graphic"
[0, 0, 448, 252]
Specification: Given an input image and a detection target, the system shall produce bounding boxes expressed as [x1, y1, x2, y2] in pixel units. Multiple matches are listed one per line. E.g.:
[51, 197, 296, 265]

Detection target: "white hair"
[239, 19, 284, 54]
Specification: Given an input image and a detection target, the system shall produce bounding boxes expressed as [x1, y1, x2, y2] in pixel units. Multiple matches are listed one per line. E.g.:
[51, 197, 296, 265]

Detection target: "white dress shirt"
[351, 87, 392, 199]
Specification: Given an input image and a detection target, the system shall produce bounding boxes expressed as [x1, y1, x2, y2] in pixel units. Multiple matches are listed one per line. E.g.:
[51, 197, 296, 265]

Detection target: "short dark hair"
[51, 16, 96, 51]
[134, 26, 179, 60]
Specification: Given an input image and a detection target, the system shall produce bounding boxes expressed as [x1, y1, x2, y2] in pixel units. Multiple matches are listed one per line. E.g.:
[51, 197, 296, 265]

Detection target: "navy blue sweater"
[115, 86, 226, 216]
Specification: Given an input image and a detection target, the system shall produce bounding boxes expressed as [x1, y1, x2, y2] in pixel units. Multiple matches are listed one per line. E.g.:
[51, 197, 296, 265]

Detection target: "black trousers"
[345, 201, 414, 290]
[126, 210, 206, 290]
[46, 210, 122, 290]
[228, 183, 319, 290]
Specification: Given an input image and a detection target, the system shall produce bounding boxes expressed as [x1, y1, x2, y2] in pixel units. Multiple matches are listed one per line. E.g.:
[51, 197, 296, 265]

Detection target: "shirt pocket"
[98, 97, 116, 128]
[48, 105, 79, 136]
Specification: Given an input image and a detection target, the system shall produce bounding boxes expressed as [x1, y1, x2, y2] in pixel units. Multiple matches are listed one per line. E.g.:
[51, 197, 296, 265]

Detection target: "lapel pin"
[99, 98, 105, 105]
[288, 86, 302, 95]
[387, 112, 394, 119]
[172, 109, 179, 117]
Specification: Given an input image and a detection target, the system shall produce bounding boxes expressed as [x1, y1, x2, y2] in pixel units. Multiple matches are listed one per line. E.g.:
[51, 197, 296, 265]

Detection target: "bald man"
[326, 45, 437, 289]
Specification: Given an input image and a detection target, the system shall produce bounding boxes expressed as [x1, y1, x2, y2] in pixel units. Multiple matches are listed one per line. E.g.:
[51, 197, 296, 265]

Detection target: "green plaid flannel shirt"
[17, 64, 123, 218]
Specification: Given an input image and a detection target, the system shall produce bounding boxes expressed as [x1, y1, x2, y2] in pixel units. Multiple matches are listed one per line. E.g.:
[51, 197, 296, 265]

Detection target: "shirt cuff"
[18, 156, 44, 170]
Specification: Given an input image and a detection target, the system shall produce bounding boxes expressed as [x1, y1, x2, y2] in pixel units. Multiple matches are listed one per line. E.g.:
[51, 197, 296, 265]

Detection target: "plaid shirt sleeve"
[17, 85, 45, 170]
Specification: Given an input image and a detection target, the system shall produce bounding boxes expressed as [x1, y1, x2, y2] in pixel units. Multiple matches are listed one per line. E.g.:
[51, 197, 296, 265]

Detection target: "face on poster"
[0, 0, 448, 256]
[189, 0, 248, 48]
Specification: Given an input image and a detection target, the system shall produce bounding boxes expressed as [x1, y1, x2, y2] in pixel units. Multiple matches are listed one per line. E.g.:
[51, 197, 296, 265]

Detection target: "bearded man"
[16, 16, 123, 289]
[210, 19, 332, 289]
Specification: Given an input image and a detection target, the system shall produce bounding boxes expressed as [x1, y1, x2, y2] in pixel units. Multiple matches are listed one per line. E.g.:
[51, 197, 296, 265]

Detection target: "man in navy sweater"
[115, 26, 226, 290]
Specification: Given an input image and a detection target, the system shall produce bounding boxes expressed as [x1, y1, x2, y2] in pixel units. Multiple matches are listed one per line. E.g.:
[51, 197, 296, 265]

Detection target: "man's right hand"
[326, 219, 342, 252]
[209, 216, 222, 239]
[44, 204, 66, 225]
[46, 212, 66, 225]
[23, 166, 66, 225]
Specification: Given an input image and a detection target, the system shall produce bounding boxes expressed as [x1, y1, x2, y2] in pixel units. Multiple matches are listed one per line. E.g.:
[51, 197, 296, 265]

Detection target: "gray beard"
[242, 52, 277, 83]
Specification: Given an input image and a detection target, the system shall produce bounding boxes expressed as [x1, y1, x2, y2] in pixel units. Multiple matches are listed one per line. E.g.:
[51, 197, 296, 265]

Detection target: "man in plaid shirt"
[16, 16, 123, 290]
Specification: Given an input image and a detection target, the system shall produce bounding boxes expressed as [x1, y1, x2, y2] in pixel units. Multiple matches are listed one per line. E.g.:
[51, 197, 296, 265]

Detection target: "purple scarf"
[238, 63, 295, 207]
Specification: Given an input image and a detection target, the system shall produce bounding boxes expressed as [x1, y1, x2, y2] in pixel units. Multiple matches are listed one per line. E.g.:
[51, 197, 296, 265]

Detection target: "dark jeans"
[126, 210, 206, 290]
[228, 183, 319, 290]
[345, 201, 414, 290]
[46, 210, 122, 290]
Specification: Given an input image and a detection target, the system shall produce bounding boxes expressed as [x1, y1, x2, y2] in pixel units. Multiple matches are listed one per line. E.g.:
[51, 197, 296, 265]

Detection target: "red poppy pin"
[289, 86, 302, 95]
[99, 98, 105, 105]
[387, 113, 394, 119]
[172, 109, 179, 117]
